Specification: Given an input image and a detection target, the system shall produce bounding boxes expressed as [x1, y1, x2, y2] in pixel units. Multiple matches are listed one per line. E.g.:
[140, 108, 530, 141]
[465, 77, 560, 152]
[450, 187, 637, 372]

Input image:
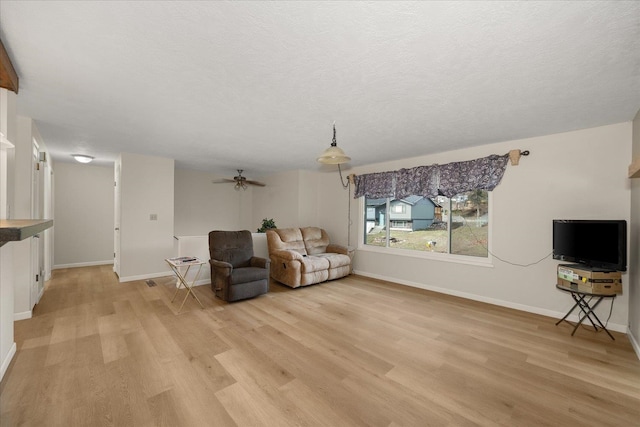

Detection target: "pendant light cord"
[338, 163, 349, 189]
[339, 163, 351, 247]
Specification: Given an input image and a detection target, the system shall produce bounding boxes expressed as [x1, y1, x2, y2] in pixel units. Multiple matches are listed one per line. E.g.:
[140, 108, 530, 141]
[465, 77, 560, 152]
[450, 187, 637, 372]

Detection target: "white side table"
[166, 256, 206, 313]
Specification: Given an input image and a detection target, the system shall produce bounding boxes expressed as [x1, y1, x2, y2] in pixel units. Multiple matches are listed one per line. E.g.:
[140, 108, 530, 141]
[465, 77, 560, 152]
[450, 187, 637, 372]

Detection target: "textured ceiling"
[1, 1, 639, 177]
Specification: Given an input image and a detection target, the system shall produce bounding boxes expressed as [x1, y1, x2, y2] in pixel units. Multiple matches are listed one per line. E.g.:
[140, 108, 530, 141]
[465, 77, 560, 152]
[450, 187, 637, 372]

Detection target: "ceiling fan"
[212, 169, 266, 190]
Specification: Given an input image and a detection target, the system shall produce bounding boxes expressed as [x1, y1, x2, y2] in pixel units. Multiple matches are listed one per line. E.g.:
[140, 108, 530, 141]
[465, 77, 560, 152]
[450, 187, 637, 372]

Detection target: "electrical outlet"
[150, 214, 158, 221]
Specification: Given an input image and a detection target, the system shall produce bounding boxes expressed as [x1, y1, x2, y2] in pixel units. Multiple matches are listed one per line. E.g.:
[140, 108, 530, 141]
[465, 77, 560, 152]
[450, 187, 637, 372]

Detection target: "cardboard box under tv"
[557, 264, 622, 295]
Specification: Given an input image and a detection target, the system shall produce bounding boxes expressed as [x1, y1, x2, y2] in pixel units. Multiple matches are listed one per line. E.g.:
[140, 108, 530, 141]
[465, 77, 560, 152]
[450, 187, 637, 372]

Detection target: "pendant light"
[317, 124, 351, 165]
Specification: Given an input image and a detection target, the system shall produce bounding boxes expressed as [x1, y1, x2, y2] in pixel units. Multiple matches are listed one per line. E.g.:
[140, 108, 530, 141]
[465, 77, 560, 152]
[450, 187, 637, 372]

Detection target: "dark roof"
[399, 195, 424, 205]
[366, 195, 441, 208]
[365, 198, 387, 207]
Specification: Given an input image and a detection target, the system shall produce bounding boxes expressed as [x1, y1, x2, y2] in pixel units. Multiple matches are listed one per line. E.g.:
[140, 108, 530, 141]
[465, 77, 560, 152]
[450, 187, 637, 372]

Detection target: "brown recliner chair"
[208, 230, 270, 302]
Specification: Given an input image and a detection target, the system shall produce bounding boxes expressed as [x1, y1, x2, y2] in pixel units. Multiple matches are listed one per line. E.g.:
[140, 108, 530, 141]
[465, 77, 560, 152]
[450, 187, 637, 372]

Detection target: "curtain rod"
[346, 149, 530, 184]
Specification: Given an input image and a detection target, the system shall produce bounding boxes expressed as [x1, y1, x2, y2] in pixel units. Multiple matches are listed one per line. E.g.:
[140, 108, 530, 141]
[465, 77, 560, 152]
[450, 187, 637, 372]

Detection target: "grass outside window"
[364, 190, 489, 258]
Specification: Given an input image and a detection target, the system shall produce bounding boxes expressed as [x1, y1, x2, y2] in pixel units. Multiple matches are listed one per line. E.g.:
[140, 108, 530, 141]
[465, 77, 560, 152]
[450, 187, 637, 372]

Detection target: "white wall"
[317, 123, 632, 331]
[12, 118, 33, 318]
[118, 153, 174, 281]
[53, 162, 114, 268]
[316, 169, 354, 247]
[297, 170, 320, 227]
[251, 169, 327, 232]
[174, 168, 253, 236]
[0, 88, 17, 381]
[251, 170, 302, 230]
[12, 117, 53, 319]
[629, 110, 640, 354]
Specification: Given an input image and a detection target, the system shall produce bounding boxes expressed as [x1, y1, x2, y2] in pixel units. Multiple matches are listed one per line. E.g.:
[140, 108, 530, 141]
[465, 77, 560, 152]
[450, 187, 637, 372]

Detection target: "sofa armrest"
[270, 250, 304, 261]
[250, 256, 270, 269]
[326, 243, 349, 255]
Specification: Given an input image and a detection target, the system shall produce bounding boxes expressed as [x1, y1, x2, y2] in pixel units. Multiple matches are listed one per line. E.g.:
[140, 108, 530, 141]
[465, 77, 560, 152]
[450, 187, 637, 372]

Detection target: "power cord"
[461, 209, 616, 334]
[577, 296, 615, 334]
[462, 216, 553, 267]
[339, 163, 352, 247]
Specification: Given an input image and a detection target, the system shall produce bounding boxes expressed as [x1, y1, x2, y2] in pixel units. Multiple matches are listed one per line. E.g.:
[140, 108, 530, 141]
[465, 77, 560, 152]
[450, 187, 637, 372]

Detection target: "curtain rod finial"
[509, 149, 530, 166]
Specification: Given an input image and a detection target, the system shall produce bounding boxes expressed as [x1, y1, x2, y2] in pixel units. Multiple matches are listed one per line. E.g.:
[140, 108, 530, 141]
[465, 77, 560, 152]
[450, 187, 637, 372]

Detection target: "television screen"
[553, 220, 627, 271]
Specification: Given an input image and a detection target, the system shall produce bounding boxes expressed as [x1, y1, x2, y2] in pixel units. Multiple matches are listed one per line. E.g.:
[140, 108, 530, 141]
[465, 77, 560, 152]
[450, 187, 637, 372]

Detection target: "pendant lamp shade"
[317, 124, 351, 165]
[317, 145, 351, 164]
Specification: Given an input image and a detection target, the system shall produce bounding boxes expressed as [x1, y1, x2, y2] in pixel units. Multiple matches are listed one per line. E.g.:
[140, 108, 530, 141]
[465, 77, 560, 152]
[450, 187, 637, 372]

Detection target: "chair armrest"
[210, 259, 232, 276]
[270, 250, 304, 261]
[326, 244, 349, 255]
[250, 256, 270, 269]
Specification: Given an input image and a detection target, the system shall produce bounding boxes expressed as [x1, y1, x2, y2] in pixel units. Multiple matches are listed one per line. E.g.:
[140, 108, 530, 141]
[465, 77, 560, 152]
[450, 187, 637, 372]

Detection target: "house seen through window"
[364, 190, 489, 257]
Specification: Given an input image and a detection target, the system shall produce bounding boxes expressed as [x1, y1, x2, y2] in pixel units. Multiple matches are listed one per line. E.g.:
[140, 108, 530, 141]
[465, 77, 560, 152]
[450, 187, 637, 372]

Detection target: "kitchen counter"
[0, 219, 53, 247]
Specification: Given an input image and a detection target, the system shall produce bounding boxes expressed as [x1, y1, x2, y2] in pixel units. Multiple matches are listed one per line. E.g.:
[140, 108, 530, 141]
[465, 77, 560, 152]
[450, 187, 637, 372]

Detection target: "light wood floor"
[1, 265, 639, 426]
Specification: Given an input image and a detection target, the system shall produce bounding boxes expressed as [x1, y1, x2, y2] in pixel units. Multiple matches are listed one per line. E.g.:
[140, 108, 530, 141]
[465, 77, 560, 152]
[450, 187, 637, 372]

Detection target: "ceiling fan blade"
[211, 178, 236, 184]
[246, 180, 266, 187]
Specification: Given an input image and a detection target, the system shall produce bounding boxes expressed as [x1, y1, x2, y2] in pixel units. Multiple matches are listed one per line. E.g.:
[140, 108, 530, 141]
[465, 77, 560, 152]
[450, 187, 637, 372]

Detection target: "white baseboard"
[174, 278, 210, 288]
[14, 310, 32, 321]
[118, 270, 175, 283]
[193, 278, 209, 287]
[53, 260, 113, 269]
[52, 263, 209, 287]
[628, 327, 640, 361]
[0, 342, 16, 382]
[176, 279, 211, 289]
[353, 270, 628, 334]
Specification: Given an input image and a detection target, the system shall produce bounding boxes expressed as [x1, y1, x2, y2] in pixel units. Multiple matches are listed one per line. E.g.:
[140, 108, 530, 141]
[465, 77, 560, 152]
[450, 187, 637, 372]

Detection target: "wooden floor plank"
[1, 265, 639, 426]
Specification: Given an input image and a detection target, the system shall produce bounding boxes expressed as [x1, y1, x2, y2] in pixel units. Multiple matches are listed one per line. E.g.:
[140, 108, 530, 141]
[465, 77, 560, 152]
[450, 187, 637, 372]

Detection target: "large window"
[364, 190, 489, 258]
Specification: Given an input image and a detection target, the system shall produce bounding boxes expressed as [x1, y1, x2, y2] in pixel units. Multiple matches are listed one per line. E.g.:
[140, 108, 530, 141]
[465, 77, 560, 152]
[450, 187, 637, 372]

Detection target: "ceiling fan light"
[317, 145, 351, 165]
[72, 154, 94, 163]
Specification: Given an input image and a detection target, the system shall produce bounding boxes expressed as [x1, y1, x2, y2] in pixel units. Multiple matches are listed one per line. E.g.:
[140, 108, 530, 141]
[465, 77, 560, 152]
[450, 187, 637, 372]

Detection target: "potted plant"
[257, 218, 277, 233]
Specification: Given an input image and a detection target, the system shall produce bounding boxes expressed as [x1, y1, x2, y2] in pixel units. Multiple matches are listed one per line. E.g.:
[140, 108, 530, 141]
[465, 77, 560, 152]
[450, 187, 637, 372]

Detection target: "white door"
[43, 164, 53, 281]
[30, 141, 41, 308]
[114, 158, 121, 276]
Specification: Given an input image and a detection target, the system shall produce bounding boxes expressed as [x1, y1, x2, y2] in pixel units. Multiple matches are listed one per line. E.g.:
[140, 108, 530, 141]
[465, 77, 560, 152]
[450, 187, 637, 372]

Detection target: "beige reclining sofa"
[266, 227, 352, 288]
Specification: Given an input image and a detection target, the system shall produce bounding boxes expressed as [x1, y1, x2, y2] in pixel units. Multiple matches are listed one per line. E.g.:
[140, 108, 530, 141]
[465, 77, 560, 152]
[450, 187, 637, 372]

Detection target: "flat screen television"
[552, 219, 627, 272]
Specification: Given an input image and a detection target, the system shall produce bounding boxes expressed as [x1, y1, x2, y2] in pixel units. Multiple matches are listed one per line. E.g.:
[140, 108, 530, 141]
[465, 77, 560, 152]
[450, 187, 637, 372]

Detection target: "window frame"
[357, 193, 494, 267]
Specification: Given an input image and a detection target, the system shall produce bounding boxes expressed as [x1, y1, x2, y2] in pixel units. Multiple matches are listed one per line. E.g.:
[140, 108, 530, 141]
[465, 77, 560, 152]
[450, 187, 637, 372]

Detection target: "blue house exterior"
[365, 196, 440, 231]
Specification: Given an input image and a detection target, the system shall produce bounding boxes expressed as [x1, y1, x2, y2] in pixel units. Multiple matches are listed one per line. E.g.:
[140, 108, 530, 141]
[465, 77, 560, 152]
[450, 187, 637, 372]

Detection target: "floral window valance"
[353, 153, 509, 199]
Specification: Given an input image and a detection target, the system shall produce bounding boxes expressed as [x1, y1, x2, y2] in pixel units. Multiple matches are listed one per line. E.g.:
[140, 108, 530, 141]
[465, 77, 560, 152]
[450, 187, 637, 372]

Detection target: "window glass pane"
[450, 190, 489, 257]
[363, 191, 489, 258]
[367, 196, 449, 253]
[364, 197, 387, 247]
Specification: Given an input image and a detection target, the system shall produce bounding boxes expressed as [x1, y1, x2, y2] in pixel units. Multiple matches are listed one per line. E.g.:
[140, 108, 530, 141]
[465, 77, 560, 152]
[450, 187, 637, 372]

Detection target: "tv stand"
[555, 283, 616, 340]
[555, 264, 621, 340]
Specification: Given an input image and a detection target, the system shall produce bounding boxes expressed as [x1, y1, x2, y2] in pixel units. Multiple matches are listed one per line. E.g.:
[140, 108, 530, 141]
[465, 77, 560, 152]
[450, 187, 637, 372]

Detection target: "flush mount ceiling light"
[317, 123, 351, 165]
[72, 154, 94, 163]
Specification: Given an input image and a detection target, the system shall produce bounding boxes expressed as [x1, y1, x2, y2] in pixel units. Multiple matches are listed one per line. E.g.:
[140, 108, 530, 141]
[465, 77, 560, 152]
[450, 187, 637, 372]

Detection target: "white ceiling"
[1, 1, 639, 177]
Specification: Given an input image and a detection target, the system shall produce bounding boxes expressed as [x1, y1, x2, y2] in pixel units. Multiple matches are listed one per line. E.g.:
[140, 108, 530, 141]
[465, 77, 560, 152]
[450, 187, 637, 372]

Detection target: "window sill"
[356, 244, 494, 268]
